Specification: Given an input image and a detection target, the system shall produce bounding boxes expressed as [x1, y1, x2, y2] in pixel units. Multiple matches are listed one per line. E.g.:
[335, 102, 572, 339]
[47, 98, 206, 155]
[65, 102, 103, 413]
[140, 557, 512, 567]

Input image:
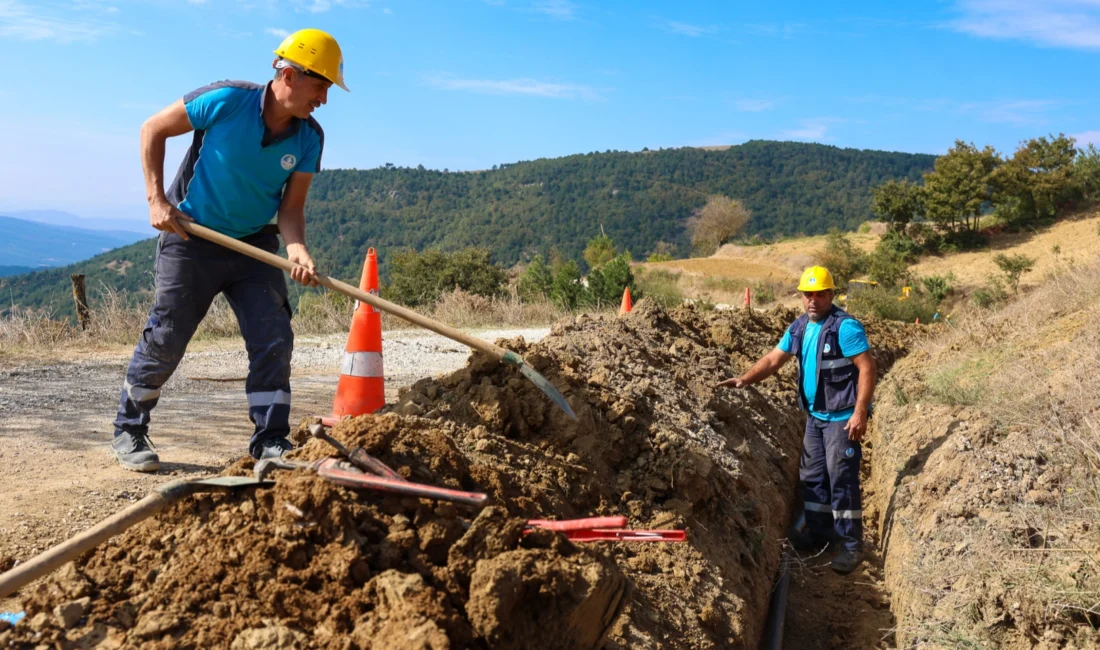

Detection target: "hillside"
[3, 140, 933, 319]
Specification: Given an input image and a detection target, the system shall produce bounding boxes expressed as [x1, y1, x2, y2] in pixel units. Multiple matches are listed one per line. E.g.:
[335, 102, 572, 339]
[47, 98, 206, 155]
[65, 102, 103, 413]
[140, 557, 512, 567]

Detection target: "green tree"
[817, 229, 868, 289]
[550, 259, 585, 309]
[993, 133, 1078, 225]
[387, 248, 506, 307]
[583, 232, 617, 269]
[923, 140, 1000, 234]
[1075, 143, 1100, 203]
[992, 253, 1035, 293]
[867, 244, 909, 289]
[871, 179, 924, 232]
[687, 195, 752, 255]
[587, 254, 635, 306]
[517, 255, 553, 301]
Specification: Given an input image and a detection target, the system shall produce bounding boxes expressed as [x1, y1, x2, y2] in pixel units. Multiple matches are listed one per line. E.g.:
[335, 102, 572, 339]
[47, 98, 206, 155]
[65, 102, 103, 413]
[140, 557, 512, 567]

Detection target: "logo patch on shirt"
[823, 343, 832, 354]
[280, 154, 297, 171]
[845, 447, 855, 458]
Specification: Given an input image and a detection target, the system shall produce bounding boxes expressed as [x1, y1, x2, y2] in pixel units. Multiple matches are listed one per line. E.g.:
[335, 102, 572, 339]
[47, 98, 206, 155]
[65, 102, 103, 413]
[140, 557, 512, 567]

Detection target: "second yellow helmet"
[274, 28, 349, 92]
[798, 266, 836, 292]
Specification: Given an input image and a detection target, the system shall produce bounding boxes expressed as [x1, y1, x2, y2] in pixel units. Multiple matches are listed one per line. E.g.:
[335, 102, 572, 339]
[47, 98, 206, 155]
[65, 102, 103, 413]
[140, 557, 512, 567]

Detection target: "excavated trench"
[2, 302, 914, 649]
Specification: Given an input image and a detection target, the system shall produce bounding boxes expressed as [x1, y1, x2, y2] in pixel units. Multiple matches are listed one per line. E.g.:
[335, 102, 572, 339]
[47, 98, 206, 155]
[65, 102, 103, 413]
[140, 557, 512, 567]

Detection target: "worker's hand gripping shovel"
[0, 476, 271, 600]
[179, 221, 576, 420]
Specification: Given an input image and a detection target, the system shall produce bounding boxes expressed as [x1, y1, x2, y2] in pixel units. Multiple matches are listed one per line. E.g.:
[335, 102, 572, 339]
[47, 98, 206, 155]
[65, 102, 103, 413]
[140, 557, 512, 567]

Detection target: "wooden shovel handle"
[179, 221, 510, 362]
[0, 486, 179, 600]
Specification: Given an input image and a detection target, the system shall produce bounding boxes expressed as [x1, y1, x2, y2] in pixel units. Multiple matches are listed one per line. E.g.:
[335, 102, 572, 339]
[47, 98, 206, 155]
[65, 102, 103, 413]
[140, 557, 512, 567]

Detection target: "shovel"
[0, 476, 271, 600]
[180, 221, 577, 421]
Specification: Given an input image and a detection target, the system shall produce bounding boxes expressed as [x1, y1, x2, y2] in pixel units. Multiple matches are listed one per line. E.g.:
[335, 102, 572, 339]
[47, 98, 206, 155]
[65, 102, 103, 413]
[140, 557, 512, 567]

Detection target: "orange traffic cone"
[619, 287, 633, 315]
[744, 287, 751, 308]
[321, 248, 385, 426]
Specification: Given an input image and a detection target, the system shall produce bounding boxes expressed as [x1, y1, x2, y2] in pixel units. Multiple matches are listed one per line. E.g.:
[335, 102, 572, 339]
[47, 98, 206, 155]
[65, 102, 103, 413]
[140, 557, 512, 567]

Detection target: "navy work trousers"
[113, 231, 293, 457]
[800, 415, 863, 552]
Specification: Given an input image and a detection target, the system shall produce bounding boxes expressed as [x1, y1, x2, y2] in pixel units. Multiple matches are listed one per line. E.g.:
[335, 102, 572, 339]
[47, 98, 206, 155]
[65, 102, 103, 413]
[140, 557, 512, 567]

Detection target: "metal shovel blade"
[511, 356, 577, 420]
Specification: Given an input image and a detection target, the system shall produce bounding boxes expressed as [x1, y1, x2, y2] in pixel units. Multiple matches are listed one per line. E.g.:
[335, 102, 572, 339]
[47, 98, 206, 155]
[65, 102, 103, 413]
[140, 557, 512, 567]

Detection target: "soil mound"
[5, 302, 910, 649]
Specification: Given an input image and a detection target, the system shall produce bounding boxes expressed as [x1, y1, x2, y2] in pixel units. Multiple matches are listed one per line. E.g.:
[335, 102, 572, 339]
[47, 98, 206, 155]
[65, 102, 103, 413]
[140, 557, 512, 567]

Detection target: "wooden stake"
[70, 274, 90, 331]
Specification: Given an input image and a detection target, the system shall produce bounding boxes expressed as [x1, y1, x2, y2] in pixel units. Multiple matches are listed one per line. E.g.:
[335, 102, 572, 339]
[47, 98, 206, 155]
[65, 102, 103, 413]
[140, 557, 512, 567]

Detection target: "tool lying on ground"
[0, 476, 271, 600]
[525, 516, 687, 543]
[254, 457, 489, 507]
[307, 423, 404, 482]
[180, 221, 576, 421]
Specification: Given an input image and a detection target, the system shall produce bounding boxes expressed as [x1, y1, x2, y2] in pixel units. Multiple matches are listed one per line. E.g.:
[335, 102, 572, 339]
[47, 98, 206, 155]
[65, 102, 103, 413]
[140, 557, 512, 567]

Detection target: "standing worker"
[716, 266, 877, 573]
[110, 29, 349, 472]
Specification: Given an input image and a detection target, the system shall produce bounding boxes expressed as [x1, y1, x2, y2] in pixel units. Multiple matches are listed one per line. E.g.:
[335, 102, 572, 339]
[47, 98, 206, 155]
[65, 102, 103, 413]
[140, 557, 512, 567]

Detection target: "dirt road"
[0, 326, 548, 609]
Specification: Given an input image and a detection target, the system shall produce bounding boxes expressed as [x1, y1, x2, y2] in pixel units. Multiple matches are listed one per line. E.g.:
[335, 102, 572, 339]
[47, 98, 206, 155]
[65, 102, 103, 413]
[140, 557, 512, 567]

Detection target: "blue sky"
[1, 0, 1097, 223]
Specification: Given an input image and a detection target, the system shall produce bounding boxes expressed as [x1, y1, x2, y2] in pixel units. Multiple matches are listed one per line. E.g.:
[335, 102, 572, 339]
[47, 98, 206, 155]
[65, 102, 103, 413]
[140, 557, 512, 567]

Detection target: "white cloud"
[947, 0, 1100, 50]
[665, 20, 719, 37]
[780, 118, 846, 141]
[1072, 130, 1100, 146]
[733, 99, 774, 112]
[958, 99, 1061, 126]
[533, 0, 575, 20]
[0, 0, 119, 42]
[427, 75, 601, 100]
[266, 27, 290, 38]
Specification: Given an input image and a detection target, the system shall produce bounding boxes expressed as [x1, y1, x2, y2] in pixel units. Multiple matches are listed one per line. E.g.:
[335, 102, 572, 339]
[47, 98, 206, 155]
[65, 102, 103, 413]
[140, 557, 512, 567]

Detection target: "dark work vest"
[788, 306, 860, 413]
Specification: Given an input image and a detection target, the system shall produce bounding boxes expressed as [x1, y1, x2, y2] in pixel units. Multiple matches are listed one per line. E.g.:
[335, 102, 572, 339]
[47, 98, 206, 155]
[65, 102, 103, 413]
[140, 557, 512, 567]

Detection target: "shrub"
[817, 228, 868, 288]
[992, 253, 1035, 293]
[845, 286, 937, 323]
[388, 248, 507, 308]
[550, 259, 586, 309]
[920, 273, 956, 303]
[971, 277, 1009, 308]
[587, 254, 635, 307]
[517, 255, 553, 302]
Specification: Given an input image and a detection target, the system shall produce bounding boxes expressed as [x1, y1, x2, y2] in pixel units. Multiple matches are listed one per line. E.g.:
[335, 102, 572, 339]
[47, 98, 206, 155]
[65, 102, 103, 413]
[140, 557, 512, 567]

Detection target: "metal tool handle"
[316, 458, 488, 507]
[526, 516, 628, 531]
[308, 423, 405, 482]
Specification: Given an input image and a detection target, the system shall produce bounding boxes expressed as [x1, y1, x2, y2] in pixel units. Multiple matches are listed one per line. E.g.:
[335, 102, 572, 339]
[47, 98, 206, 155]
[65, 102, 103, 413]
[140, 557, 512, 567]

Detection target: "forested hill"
[4, 140, 934, 317]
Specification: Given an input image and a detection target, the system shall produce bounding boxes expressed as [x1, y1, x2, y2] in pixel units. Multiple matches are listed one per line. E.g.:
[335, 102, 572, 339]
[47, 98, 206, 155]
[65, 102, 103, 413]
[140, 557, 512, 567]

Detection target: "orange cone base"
[322, 375, 385, 424]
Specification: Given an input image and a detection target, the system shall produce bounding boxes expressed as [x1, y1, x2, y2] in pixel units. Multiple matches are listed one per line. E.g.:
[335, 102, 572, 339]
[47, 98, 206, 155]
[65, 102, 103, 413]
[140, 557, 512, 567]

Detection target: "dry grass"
[902, 261, 1100, 639]
[0, 285, 576, 360]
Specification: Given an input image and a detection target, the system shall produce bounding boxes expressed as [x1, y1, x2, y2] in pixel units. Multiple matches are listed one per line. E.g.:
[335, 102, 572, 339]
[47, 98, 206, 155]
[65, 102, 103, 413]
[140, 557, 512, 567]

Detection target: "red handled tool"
[525, 516, 686, 543]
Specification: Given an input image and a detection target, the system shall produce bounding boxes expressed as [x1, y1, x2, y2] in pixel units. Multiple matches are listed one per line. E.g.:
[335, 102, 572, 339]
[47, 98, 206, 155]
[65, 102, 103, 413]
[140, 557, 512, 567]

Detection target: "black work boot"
[112, 431, 160, 473]
[789, 530, 830, 554]
[253, 436, 294, 460]
[830, 548, 864, 574]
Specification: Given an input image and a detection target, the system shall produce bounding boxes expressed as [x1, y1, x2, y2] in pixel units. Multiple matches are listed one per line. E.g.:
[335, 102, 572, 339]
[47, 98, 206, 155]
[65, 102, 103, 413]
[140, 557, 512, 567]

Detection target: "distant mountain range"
[3, 209, 149, 235]
[0, 215, 151, 269]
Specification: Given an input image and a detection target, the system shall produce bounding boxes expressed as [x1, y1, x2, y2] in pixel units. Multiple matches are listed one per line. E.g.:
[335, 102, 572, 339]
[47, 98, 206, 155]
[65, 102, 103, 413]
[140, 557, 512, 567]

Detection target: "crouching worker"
[716, 266, 877, 573]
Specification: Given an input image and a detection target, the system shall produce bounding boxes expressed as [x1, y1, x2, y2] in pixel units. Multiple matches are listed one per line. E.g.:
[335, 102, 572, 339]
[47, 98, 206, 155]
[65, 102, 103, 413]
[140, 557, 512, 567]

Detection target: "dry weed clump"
[870, 261, 1100, 648]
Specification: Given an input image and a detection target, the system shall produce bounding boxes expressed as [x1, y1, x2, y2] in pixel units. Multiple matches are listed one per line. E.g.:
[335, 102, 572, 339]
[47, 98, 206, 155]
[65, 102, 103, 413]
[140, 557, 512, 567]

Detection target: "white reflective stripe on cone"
[341, 351, 384, 378]
[123, 380, 161, 403]
[247, 389, 291, 408]
[833, 509, 862, 519]
[804, 502, 832, 513]
[820, 358, 854, 369]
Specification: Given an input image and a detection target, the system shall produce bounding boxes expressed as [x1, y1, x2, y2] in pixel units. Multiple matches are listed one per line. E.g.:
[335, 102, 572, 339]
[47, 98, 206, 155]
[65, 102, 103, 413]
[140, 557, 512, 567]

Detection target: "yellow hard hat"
[797, 266, 836, 292]
[274, 28, 349, 92]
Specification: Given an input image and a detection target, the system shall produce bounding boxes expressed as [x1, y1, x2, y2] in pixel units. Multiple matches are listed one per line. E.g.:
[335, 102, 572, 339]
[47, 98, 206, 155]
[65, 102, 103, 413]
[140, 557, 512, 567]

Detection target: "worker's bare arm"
[141, 99, 194, 240]
[716, 347, 793, 389]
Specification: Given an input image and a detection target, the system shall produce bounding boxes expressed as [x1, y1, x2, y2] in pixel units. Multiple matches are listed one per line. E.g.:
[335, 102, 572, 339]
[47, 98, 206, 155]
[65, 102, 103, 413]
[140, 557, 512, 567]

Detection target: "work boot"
[830, 548, 864, 574]
[253, 436, 294, 460]
[112, 431, 160, 473]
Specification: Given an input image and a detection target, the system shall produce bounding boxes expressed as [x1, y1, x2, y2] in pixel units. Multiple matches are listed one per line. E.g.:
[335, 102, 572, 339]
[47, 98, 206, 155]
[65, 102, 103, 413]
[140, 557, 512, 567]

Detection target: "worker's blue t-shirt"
[165, 80, 324, 239]
[778, 318, 870, 422]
